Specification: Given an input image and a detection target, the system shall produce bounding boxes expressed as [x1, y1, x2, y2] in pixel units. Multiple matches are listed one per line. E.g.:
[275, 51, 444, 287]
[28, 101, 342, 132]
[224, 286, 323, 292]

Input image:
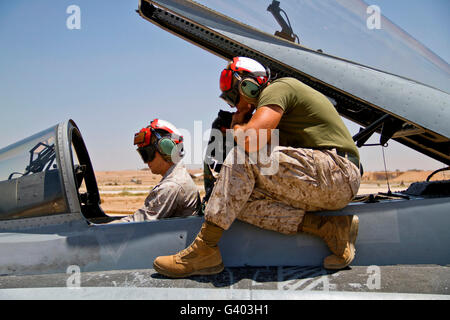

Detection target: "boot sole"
[153, 262, 225, 279]
[324, 215, 359, 270]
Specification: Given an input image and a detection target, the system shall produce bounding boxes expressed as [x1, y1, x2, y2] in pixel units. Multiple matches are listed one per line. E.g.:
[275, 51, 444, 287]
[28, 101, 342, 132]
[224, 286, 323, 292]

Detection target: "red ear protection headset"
[134, 119, 183, 163]
[219, 57, 270, 106]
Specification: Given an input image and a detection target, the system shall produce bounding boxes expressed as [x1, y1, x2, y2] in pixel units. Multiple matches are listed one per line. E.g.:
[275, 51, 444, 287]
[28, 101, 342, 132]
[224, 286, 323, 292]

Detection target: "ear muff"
[239, 78, 261, 98]
[238, 77, 263, 105]
[157, 137, 176, 157]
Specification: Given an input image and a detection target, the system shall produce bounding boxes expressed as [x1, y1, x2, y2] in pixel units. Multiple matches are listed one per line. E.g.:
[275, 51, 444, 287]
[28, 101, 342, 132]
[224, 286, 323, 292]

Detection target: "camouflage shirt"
[120, 162, 201, 222]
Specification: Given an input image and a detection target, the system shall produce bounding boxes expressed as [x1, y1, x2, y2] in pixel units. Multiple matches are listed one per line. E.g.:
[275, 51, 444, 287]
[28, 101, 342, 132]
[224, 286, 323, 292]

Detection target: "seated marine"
[112, 119, 201, 223]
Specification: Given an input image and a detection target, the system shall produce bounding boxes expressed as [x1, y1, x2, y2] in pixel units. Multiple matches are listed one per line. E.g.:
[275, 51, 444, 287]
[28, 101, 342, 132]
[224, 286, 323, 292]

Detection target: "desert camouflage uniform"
[118, 162, 201, 223]
[204, 146, 360, 234]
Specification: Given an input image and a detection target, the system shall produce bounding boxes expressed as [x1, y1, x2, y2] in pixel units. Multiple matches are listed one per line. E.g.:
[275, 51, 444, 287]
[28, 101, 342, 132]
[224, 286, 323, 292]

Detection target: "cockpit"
[0, 120, 116, 228]
[0, 125, 66, 220]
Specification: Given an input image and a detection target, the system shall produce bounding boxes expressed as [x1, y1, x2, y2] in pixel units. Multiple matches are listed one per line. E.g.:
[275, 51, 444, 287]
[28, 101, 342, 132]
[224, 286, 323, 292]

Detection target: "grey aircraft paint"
[138, 0, 450, 165]
[0, 0, 449, 298]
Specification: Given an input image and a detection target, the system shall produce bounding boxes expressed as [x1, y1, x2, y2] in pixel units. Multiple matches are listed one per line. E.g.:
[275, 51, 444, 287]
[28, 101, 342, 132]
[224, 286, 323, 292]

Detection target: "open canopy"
[138, 0, 450, 165]
[0, 120, 106, 229]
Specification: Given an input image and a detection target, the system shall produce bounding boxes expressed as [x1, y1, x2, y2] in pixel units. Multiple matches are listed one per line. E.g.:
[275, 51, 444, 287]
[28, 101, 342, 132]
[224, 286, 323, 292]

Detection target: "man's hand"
[233, 104, 283, 153]
[231, 103, 255, 128]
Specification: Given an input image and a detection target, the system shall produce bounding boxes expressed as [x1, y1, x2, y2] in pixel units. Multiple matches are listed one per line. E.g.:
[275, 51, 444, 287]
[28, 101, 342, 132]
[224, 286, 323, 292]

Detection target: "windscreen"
[194, 0, 450, 93]
[0, 125, 68, 220]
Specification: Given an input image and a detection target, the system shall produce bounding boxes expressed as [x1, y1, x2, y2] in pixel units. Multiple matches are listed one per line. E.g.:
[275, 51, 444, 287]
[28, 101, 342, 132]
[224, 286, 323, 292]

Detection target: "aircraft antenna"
[267, 0, 300, 44]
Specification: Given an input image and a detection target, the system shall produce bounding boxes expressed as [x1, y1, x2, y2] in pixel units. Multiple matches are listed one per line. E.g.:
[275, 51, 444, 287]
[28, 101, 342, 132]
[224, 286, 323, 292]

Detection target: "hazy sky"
[0, 0, 448, 172]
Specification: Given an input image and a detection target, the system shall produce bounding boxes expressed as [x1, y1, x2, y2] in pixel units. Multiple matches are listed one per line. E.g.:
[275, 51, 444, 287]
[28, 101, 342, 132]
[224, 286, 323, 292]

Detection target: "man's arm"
[120, 182, 182, 222]
[233, 105, 283, 153]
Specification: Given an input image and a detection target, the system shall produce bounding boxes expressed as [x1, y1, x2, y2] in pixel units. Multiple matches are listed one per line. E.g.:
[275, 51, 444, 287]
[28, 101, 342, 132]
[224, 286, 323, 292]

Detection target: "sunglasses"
[137, 145, 157, 163]
[220, 90, 240, 107]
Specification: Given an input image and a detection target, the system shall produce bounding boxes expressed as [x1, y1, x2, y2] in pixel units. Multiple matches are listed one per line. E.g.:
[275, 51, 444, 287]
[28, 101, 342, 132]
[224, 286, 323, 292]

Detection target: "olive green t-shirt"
[257, 77, 359, 160]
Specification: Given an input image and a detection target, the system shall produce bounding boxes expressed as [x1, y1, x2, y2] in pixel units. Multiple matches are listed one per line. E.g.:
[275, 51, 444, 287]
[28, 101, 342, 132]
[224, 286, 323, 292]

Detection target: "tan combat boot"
[153, 221, 225, 278]
[300, 213, 359, 270]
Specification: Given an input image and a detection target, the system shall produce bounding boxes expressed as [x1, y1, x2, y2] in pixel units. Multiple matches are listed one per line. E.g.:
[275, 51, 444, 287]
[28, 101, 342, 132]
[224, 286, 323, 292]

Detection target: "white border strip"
[0, 287, 448, 300]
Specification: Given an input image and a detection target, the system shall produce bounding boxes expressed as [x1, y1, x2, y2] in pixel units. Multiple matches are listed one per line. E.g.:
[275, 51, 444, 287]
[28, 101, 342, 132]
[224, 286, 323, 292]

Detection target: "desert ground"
[95, 168, 449, 215]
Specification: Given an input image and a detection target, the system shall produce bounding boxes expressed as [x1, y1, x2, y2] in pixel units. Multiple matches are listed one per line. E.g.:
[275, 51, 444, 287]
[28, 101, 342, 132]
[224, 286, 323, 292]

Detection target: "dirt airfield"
[95, 168, 449, 215]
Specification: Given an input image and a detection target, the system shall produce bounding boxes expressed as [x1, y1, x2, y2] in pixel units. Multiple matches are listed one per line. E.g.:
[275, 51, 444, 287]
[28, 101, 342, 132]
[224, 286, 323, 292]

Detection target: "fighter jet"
[0, 0, 449, 299]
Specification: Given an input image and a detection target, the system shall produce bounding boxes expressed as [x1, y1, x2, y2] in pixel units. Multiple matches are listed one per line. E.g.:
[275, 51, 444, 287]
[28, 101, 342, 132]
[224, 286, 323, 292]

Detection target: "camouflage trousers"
[204, 146, 361, 235]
